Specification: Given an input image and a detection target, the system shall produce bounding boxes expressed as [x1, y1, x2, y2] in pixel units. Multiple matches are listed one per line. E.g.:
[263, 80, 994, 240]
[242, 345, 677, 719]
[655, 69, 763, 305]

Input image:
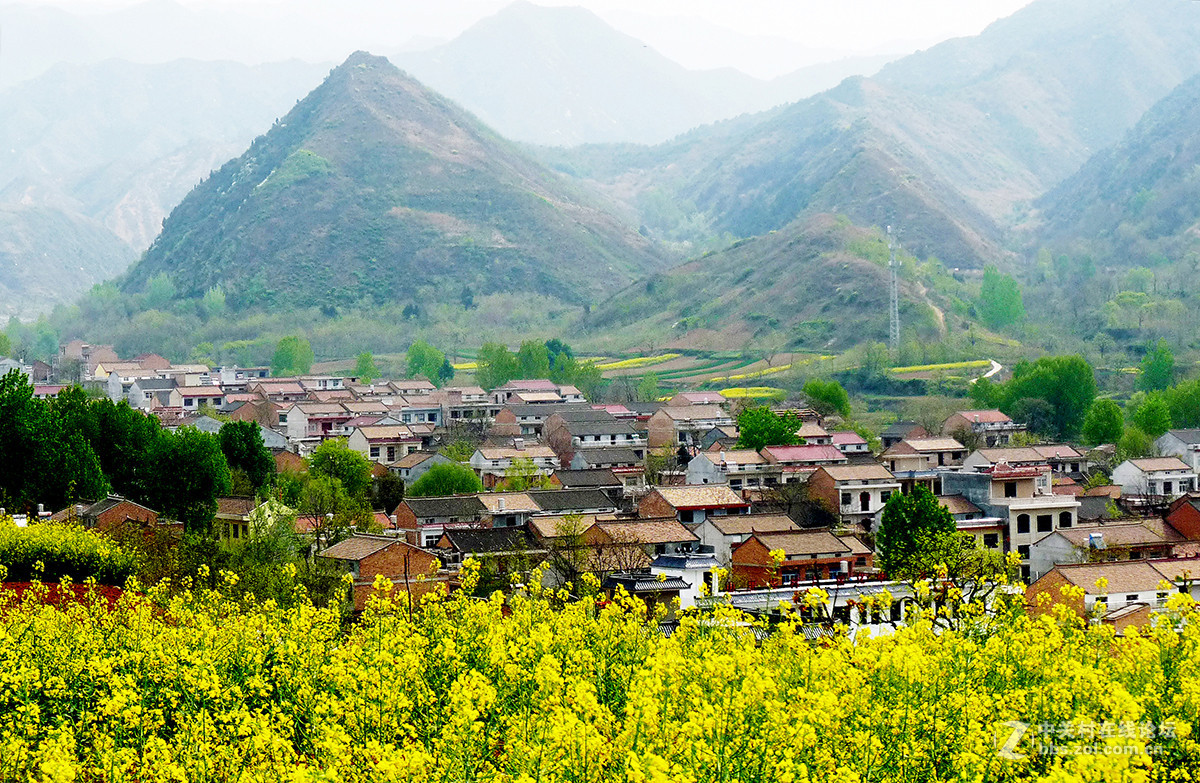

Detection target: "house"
[491, 403, 592, 438]
[249, 380, 307, 403]
[700, 425, 740, 451]
[125, 377, 177, 410]
[649, 552, 725, 609]
[490, 379, 562, 405]
[760, 444, 847, 483]
[806, 464, 901, 530]
[941, 464, 1080, 582]
[390, 379, 437, 397]
[942, 410, 1026, 447]
[280, 402, 354, 446]
[667, 391, 728, 407]
[346, 425, 421, 465]
[389, 451, 451, 487]
[478, 493, 541, 528]
[318, 535, 443, 611]
[797, 421, 832, 445]
[939, 494, 1007, 550]
[583, 518, 699, 571]
[684, 449, 780, 490]
[647, 405, 735, 448]
[1164, 493, 1200, 541]
[1111, 458, 1197, 502]
[528, 488, 618, 516]
[1028, 521, 1185, 580]
[62, 496, 160, 535]
[692, 513, 800, 566]
[637, 485, 751, 526]
[469, 444, 560, 489]
[1030, 444, 1087, 476]
[569, 448, 646, 492]
[1156, 430, 1200, 473]
[547, 416, 646, 465]
[214, 496, 293, 542]
[881, 421, 929, 449]
[192, 416, 287, 450]
[392, 496, 490, 548]
[961, 448, 1053, 493]
[882, 438, 967, 472]
[731, 529, 872, 588]
[432, 528, 546, 578]
[1026, 558, 1200, 631]
[552, 469, 622, 492]
[831, 431, 870, 454]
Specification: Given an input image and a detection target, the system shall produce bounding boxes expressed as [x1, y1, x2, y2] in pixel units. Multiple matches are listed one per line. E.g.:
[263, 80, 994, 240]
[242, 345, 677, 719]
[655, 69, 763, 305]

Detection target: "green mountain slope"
[121, 52, 666, 311]
[557, 0, 1200, 269]
[582, 214, 954, 352]
[1036, 69, 1200, 262]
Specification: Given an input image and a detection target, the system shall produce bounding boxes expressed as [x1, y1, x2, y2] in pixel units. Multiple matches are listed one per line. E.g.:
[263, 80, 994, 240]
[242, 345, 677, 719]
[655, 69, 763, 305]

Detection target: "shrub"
[0, 520, 139, 585]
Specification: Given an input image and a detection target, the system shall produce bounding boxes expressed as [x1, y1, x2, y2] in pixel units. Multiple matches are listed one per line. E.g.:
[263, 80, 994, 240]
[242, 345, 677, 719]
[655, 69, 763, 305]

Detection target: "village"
[5, 339, 1200, 637]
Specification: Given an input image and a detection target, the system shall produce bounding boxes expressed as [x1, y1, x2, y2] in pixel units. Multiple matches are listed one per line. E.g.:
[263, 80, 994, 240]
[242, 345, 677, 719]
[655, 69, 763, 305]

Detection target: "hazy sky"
[11, 0, 1037, 78]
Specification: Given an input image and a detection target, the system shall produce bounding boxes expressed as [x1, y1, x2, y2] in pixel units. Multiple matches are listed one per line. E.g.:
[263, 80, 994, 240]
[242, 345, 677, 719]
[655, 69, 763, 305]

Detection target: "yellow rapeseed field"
[1, 563, 1199, 782]
[595, 354, 680, 371]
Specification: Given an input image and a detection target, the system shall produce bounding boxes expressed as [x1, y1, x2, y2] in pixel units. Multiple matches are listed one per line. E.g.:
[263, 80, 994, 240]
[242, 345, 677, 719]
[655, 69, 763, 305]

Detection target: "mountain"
[1035, 69, 1200, 261]
[0, 205, 137, 318]
[393, 1, 894, 146]
[582, 213, 951, 352]
[121, 52, 666, 312]
[561, 0, 1200, 268]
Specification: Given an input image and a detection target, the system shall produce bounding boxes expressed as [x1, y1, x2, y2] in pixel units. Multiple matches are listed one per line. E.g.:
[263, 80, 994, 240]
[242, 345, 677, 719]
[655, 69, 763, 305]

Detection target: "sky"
[7, 0, 1037, 78]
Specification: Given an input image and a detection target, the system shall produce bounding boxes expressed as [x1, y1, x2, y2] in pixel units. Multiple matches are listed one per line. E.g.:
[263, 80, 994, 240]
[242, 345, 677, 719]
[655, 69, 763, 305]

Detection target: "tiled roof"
[762, 444, 846, 464]
[439, 528, 541, 554]
[901, 437, 965, 453]
[952, 409, 1012, 424]
[399, 496, 488, 519]
[477, 445, 557, 460]
[974, 448, 1047, 464]
[564, 419, 639, 436]
[390, 451, 441, 469]
[745, 529, 851, 558]
[356, 425, 419, 442]
[596, 519, 698, 545]
[1127, 457, 1193, 472]
[1056, 522, 1185, 548]
[816, 464, 895, 482]
[649, 485, 749, 510]
[709, 514, 799, 536]
[1164, 429, 1200, 445]
[216, 497, 258, 517]
[1031, 444, 1084, 460]
[939, 494, 982, 516]
[797, 422, 830, 438]
[1051, 559, 1195, 595]
[574, 448, 643, 467]
[708, 449, 768, 466]
[830, 431, 868, 445]
[319, 535, 399, 561]
[530, 488, 616, 513]
[527, 514, 602, 539]
[662, 405, 729, 421]
[553, 469, 621, 487]
[478, 493, 540, 514]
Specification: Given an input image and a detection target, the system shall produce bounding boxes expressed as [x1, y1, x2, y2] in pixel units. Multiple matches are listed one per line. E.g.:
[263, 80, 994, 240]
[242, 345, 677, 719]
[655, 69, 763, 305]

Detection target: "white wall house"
[1111, 458, 1197, 499]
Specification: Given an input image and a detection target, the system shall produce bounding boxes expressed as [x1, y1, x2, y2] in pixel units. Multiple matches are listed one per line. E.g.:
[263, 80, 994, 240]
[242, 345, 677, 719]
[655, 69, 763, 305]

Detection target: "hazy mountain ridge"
[393, 1, 896, 146]
[121, 52, 666, 312]
[1035, 69, 1200, 261]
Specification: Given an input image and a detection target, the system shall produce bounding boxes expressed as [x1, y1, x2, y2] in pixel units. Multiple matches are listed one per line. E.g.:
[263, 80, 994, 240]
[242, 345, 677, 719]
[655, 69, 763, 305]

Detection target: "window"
[1059, 511, 1072, 529]
[881, 491, 892, 504]
[679, 510, 694, 524]
[859, 492, 870, 512]
[1164, 481, 1174, 495]
[1017, 514, 1030, 534]
[841, 492, 851, 506]
[1037, 515, 1052, 533]
[983, 533, 999, 549]
[1126, 594, 1139, 603]
[1004, 481, 1017, 498]
[1017, 545, 1030, 560]
[369, 446, 380, 459]
[1157, 592, 1169, 606]
[855, 556, 867, 566]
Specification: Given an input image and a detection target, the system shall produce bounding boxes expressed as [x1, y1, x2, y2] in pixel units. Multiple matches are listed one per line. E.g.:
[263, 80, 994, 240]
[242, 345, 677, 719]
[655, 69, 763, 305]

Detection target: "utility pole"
[887, 225, 900, 353]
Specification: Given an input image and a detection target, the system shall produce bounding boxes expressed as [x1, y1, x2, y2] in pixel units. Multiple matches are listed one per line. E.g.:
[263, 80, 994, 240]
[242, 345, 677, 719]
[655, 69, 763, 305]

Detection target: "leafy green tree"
[299, 474, 360, 549]
[1116, 426, 1154, 463]
[437, 359, 455, 386]
[218, 421, 275, 493]
[143, 272, 177, 310]
[475, 343, 518, 390]
[1138, 339, 1175, 392]
[1130, 392, 1172, 439]
[1009, 398, 1056, 439]
[371, 472, 405, 513]
[406, 340, 445, 382]
[0, 331, 11, 357]
[496, 458, 552, 492]
[200, 286, 226, 319]
[355, 352, 380, 383]
[309, 438, 373, 502]
[1001, 355, 1096, 440]
[409, 463, 483, 497]
[515, 340, 551, 379]
[151, 427, 232, 535]
[875, 485, 957, 578]
[969, 377, 1004, 409]
[545, 339, 573, 370]
[1166, 380, 1200, 429]
[271, 336, 314, 376]
[978, 266, 1025, 329]
[636, 373, 661, 403]
[735, 407, 802, 451]
[802, 379, 851, 418]
[1081, 399, 1124, 446]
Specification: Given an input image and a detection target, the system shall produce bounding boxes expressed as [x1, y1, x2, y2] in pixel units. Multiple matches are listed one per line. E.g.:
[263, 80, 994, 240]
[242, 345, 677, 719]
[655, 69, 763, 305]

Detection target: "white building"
[1111, 457, 1197, 500]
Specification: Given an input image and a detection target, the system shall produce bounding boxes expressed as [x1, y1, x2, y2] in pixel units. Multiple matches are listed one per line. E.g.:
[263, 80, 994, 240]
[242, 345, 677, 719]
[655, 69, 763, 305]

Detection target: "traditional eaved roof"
[574, 448, 643, 467]
[553, 469, 621, 487]
[939, 494, 983, 516]
[1055, 522, 1184, 548]
[596, 519, 698, 545]
[899, 437, 965, 453]
[478, 493, 540, 514]
[1163, 429, 1200, 445]
[438, 528, 541, 555]
[661, 405, 729, 421]
[973, 447, 1047, 464]
[708, 513, 799, 536]
[319, 535, 399, 561]
[649, 485, 749, 510]
[399, 495, 488, 519]
[707, 449, 768, 466]
[761, 444, 846, 464]
[216, 497, 258, 518]
[1031, 444, 1084, 460]
[390, 451, 441, 469]
[815, 464, 895, 482]
[830, 431, 868, 446]
[743, 529, 851, 558]
[355, 425, 419, 442]
[1126, 457, 1193, 473]
[477, 445, 557, 460]
[529, 488, 616, 513]
[1048, 558, 1197, 595]
[952, 409, 1012, 424]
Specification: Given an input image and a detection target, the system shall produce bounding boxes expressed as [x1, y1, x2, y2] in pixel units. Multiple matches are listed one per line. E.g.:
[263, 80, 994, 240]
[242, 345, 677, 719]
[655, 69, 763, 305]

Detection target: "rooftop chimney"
[498, 498, 506, 511]
[514, 437, 525, 451]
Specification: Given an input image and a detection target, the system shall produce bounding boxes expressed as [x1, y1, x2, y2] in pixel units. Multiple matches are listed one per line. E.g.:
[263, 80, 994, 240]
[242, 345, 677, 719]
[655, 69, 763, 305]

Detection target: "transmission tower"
[887, 225, 900, 352]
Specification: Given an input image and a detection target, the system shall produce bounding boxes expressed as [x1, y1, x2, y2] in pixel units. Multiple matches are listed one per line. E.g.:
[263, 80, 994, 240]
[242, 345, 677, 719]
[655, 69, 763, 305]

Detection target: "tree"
[1009, 398, 1056, 439]
[219, 421, 275, 493]
[735, 407, 802, 451]
[978, 266, 1025, 329]
[406, 340, 445, 382]
[371, 472, 405, 514]
[636, 373, 661, 403]
[802, 379, 851, 418]
[437, 359, 455, 386]
[1138, 339, 1175, 392]
[1081, 399, 1124, 446]
[875, 486, 957, 579]
[1166, 380, 1200, 429]
[309, 439, 373, 502]
[1130, 392, 1172, 439]
[0, 331, 10, 357]
[969, 377, 1004, 409]
[545, 339, 573, 370]
[409, 462, 483, 497]
[475, 343, 518, 390]
[300, 474, 359, 550]
[355, 352, 380, 383]
[496, 458, 552, 492]
[1116, 426, 1154, 463]
[1001, 355, 1096, 441]
[151, 427, 232, 535]
[271, 336, 314, 376]
[515, 340, 551, 379]
[143, 272, 177, 310]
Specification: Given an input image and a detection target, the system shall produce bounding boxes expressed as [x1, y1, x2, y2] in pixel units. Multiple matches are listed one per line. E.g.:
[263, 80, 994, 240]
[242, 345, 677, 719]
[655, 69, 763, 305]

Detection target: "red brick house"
[731, 529, 872, 588]
[318, 534, 444, 611]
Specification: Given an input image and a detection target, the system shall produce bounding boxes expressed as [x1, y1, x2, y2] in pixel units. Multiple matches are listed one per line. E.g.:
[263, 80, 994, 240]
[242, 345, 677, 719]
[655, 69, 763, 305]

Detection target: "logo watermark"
[996, 720, 1177, 759]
